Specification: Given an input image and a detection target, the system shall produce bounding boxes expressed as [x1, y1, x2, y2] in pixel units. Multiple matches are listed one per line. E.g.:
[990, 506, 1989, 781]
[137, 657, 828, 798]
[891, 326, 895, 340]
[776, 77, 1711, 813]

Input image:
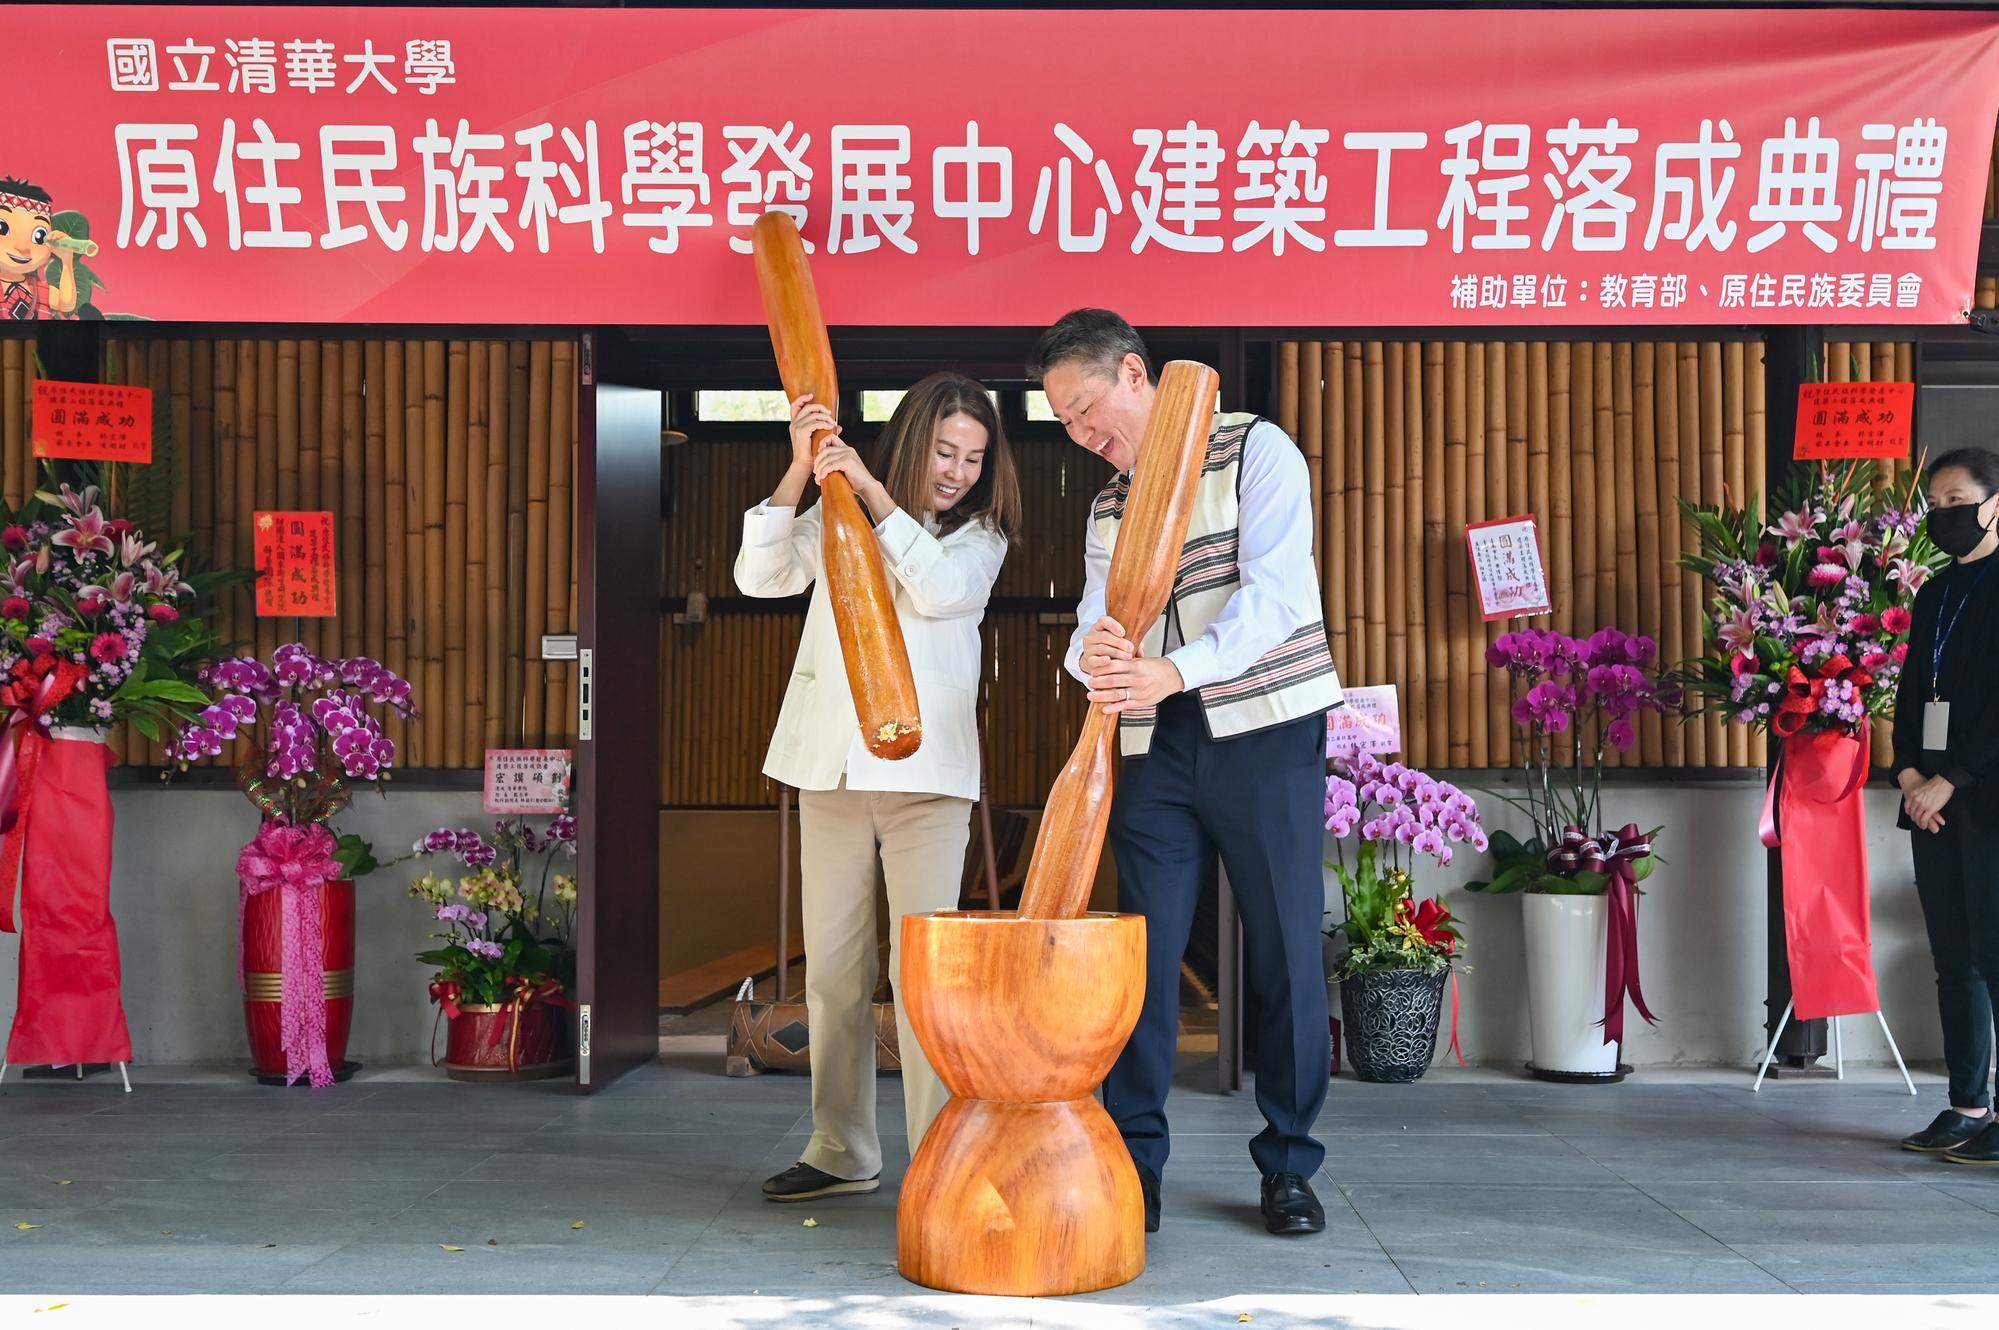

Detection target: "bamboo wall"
[1276, 339, 1770, 772]
[0, 335, 581, 769]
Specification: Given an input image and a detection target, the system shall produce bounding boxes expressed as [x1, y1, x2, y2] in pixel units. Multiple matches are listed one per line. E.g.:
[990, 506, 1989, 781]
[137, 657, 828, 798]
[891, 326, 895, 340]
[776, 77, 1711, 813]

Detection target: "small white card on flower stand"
[1466, 515, 1553, 621]
[1327, 685, 1402, 758]
[482, 748, 572, 814]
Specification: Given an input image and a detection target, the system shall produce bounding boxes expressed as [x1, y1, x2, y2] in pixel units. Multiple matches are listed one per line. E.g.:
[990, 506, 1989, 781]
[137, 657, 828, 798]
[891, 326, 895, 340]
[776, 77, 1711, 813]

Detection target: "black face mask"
[1927, 501, 1996, 558]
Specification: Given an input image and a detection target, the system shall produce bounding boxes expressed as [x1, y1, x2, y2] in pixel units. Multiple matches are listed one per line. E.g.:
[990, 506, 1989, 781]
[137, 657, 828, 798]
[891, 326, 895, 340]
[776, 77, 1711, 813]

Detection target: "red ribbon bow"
[428, 979, 463, 1019]
[0, 655, 88, 934]
[236, 821, 341, 1088]
[1548, 823, 1658, 1048]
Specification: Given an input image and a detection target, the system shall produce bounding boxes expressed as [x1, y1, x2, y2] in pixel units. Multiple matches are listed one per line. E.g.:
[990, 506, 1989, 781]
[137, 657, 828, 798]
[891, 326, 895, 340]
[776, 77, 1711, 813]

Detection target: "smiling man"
[1029, 308, 1343, 1238]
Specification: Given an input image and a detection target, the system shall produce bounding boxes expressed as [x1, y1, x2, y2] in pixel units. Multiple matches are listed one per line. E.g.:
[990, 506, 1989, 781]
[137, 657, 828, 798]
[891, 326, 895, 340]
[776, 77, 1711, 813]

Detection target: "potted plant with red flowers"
[169, 642, 417, 1087]
[1325, 753, 1482, 1082]
[403, 789, 579, 1081]
[0, 475, 226, 1081]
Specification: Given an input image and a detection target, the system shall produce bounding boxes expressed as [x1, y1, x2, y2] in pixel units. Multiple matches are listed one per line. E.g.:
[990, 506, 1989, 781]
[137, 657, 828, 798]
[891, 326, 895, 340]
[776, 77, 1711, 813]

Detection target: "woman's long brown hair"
[872, 372, 1021, 542]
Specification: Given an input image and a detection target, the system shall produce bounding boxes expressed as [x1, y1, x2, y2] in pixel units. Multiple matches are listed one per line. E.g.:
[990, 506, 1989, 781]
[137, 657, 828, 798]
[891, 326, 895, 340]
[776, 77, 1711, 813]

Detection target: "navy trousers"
[1103, 692, 1329, 1181]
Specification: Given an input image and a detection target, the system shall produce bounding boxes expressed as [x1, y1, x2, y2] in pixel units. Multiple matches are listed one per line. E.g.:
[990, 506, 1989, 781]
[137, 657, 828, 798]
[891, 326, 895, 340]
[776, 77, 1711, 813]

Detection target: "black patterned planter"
[1340, 969, 1447, 1083]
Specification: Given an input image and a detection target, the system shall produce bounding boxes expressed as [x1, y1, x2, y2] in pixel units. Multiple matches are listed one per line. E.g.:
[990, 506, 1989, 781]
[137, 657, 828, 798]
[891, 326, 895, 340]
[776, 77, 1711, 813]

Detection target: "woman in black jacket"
[1892, 447, 1999, 1160]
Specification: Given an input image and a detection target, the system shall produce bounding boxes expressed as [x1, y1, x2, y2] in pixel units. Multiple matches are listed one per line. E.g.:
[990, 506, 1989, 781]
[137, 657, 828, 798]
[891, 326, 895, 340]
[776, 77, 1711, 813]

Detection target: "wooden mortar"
[896, 361, 1218, 1295]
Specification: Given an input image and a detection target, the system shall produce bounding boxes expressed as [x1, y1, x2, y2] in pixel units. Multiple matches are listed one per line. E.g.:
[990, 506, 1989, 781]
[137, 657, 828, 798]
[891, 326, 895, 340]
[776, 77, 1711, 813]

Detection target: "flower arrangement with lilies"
[406, 803, 580, 1011]
[1470, 626, 1674, 896]
[1675, 460, 1945, 738]
[169, 641, 418, 878]
[0, 476, 223, 738]
[1323, 752, 1483, 979]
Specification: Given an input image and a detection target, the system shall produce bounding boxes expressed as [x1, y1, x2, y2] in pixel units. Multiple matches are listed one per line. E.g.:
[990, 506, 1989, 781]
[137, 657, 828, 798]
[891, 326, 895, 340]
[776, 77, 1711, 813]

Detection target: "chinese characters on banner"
[1466, 516, 1553, 622]
[1793, 381, 1916, 460]
[31, 381, 153, 462]
[14, 8, 1999, 325]
[1327, 686, 1403, 759]
[483, 748, 572, 814]
[253, 510, 336, 616]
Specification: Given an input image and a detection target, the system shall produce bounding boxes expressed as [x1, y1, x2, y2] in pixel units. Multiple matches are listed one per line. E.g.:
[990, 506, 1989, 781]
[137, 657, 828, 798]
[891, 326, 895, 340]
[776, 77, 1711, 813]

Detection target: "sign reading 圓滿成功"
[253, 510, 336, 617]
[1466, 516, 1553, 622]
[10, 7, 1999, 326]
[1793, 382, 1916, 461]
[31, 381, 152, 462]
[1327, 685, 1403, 759]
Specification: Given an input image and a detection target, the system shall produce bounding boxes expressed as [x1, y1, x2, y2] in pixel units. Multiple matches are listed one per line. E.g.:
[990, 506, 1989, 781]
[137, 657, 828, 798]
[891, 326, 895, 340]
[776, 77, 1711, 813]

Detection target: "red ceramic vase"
[242, 877, 354, 1079]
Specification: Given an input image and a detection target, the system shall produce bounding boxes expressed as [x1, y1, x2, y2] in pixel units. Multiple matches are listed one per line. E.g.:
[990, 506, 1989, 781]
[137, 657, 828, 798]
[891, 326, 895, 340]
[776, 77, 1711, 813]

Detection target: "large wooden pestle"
[751, 211, 923, 760]
[1014, 360, 1218, 919]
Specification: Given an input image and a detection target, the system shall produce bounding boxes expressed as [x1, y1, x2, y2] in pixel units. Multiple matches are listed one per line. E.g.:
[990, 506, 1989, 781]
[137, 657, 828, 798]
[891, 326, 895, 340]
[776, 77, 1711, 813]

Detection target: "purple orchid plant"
[405, 802, 580, 1003]
[1324, 752, 1485, 978]
[1468, 627, 1673, 896]
[169, 642, 418, 876]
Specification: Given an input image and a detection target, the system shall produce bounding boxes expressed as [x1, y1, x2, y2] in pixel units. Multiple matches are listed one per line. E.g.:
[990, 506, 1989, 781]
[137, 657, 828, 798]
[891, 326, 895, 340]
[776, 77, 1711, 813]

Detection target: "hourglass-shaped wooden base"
[896, 911, 1147, 1296]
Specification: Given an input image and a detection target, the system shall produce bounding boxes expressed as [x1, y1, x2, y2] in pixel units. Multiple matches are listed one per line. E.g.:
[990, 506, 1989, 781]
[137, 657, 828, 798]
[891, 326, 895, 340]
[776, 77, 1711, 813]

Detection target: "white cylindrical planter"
[1521, 892, 1625, 1081]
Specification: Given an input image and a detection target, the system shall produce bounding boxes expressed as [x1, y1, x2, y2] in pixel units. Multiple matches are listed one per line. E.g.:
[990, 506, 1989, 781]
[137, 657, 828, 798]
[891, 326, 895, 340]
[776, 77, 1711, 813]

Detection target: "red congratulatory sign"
[11, 7, 1999, 327]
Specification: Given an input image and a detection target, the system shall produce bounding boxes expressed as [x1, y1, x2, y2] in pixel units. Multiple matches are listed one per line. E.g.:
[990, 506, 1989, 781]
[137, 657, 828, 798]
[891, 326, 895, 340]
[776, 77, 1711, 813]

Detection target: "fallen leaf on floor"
[54, 1181, 71, 1187]
[33, 1303, 66, 1313]
[261, 1244, 276, 1249]
[571, 1221, 586, 1230]
[486, 1239, 499, 1246]
[1238, 1317, 1254, 1324]
[439, 1244, 464, 1253]
[802, 1218, 818, 1228]
[160, 1230, 173, 1237]
[14, 1223, 40, 1231]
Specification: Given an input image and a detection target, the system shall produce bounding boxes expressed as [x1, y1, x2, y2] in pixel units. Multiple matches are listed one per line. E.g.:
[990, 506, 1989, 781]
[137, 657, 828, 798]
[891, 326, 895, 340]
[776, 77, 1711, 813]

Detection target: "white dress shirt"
[1065, 419, 1318, 692]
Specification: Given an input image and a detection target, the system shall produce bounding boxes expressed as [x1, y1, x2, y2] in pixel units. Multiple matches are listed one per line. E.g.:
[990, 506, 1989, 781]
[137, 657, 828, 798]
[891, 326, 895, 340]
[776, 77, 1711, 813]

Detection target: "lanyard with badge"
[1925, 561, 1994, 750]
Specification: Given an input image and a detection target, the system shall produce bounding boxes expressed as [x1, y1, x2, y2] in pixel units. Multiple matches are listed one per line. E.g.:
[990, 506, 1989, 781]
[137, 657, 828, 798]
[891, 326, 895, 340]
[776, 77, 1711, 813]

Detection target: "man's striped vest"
[1091, 412, 1344, 757]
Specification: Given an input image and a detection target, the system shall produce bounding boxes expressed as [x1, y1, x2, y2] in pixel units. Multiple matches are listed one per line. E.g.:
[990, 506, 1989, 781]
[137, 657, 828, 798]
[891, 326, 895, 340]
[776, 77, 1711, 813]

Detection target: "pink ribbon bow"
[237, 821, 341, 1088]
[1548, 823, 1657, 1049]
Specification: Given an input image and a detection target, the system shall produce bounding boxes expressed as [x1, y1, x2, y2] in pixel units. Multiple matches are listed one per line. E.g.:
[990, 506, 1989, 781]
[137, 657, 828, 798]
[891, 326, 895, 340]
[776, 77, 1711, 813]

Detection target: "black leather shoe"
[1901, 1109, 1992, 1153]
[761, 1161, 880, 1202]
[1138, 1167, 1161, 1233]
[1260, 1172, 1325, 1235]
[1944, 1121, 1999, 1165]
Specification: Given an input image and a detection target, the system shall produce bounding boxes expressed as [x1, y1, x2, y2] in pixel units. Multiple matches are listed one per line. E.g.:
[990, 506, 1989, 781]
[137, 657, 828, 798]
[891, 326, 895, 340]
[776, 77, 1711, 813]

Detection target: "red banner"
[31, 381, 153, 462]
[8, 7, 1999, 327]
[1794, 381, 1916, 461]
[254, 511, 337, 617]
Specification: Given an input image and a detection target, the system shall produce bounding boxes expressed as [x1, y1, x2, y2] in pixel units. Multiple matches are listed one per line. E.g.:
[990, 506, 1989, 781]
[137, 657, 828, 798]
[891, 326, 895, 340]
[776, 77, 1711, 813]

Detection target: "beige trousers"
[796, 783, 970, 1180]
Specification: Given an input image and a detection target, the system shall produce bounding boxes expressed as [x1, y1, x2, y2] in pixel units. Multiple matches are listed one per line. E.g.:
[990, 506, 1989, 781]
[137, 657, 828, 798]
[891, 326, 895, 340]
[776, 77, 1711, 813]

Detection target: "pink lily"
[52, 509, 115, 557]
[1716, 607, 1758, 655]
[1769, 510, 1817, 548]
[56, 483, 102, 517]
[80, 571, 138, 605]
[117, 533, 158, 567]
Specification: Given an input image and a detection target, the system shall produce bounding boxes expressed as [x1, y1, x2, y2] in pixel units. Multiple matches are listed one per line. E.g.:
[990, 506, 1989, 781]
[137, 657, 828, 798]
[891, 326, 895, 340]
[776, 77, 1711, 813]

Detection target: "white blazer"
[733, 500, 1006, 802]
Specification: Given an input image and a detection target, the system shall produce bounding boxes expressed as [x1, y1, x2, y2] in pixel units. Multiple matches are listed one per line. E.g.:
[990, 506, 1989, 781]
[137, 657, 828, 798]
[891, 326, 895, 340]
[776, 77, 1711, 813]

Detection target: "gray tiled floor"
[4, 1052, 1999, 1302]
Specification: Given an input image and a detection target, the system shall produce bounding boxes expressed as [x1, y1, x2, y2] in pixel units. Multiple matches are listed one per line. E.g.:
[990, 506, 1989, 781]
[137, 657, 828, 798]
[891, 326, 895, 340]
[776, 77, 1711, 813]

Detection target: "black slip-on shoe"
[1901, 1109, 1992, 1153]
[760, 1161, 881, 1202]
[1138, 1167, 1161, 1233]
[1260, 1171, 1325, 1235]
[1944, 1121, 1999, 1165]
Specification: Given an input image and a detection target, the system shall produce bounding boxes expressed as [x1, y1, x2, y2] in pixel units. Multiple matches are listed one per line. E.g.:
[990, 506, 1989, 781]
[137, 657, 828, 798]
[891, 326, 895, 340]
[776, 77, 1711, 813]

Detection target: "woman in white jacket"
[736, 372, 1019, 1203]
